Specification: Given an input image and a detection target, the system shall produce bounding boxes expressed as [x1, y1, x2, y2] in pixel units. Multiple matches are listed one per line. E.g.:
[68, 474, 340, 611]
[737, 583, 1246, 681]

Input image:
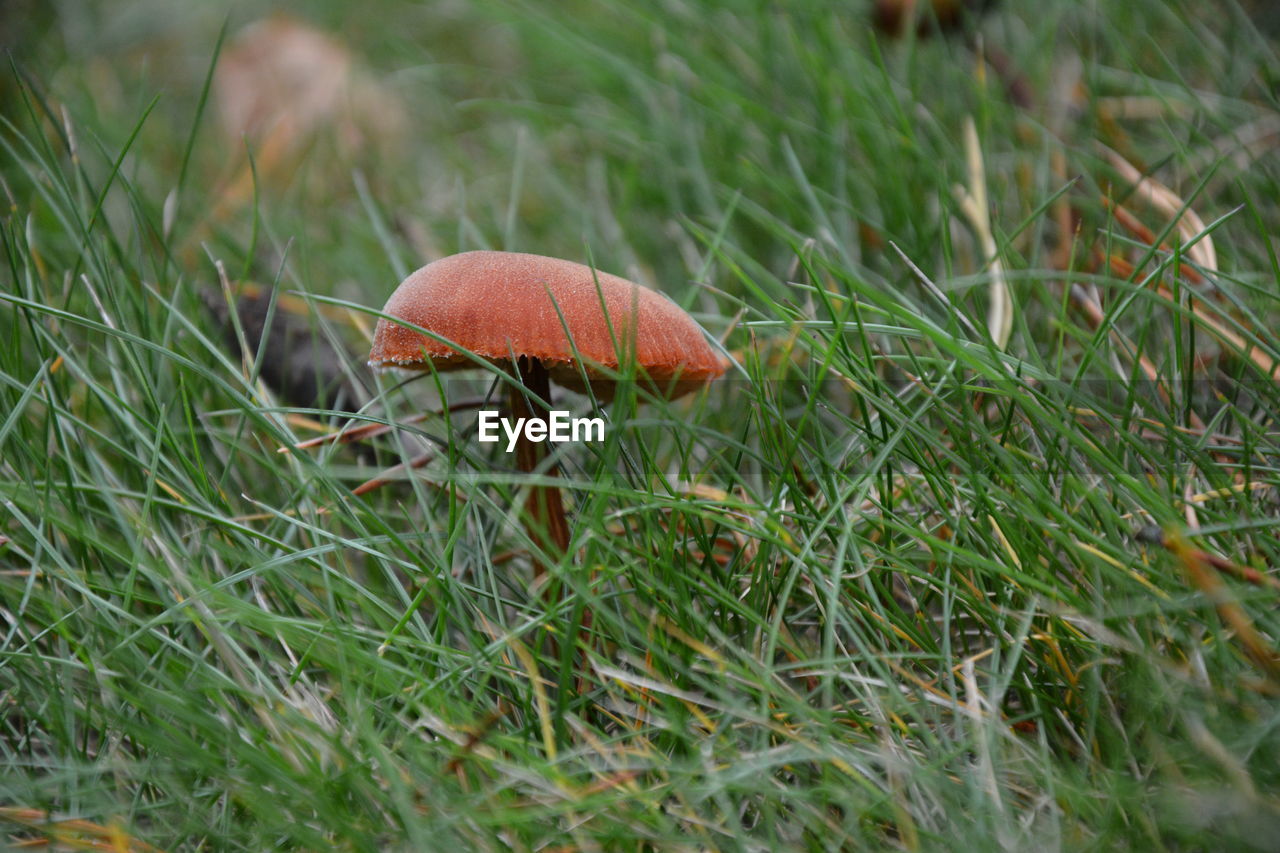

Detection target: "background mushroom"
[368, 250, 729, 579]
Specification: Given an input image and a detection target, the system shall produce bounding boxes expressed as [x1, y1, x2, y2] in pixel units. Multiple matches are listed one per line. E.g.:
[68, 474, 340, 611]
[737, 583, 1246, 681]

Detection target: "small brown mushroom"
[368, 250, 728, 578]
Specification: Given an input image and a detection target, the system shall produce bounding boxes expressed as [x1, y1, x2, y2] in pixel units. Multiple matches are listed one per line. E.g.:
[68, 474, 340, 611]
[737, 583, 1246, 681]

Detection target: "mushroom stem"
[512, 359, 593, 678]
[509, 358, 570, 580]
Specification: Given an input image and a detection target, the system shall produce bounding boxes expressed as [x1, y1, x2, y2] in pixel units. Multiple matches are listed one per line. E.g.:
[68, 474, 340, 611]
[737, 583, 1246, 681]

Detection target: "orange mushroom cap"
[368, 251, 729, 398]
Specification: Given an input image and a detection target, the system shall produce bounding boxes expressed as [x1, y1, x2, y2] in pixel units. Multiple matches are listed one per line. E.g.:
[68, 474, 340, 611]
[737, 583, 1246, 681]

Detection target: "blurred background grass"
[2, 1, 1280, 849]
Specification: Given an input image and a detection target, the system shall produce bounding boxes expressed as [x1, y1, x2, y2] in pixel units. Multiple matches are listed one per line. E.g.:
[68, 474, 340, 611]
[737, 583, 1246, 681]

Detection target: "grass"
[2, 0, 1279, 849]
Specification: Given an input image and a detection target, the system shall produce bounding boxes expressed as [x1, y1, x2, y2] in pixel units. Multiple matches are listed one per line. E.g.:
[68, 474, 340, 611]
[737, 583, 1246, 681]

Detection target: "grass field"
[3, 0, 1280, 849]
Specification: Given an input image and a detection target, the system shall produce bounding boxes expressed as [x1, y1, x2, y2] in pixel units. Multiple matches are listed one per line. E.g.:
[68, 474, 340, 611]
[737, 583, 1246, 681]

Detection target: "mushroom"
[368, 250, 729, 578]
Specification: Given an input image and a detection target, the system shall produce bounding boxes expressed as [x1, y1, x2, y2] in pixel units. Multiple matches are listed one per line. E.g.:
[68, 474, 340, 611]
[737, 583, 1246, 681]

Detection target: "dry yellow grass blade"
[1106, 200, 1208, 286]
[507, 635, 558, 761]
[282, 413, 424, 451]
[282, 397, 490, 453]
[1164, 529, 1280, 681]
[953, 116, 1013, 351]
[350, 451, 442, 498]
[1097, 96, 1196, 122]
[1106, 202, 1280, 380]
[0, 807, 163, 852]
[1102, 145, 1217, 271]
[649, 612, 725, 668]
[1116, 481, 1274, 524]
[1153, 280, 1280, 380]
[1069, 277, 1192, 421]
[1153, 528, 1280, 593]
